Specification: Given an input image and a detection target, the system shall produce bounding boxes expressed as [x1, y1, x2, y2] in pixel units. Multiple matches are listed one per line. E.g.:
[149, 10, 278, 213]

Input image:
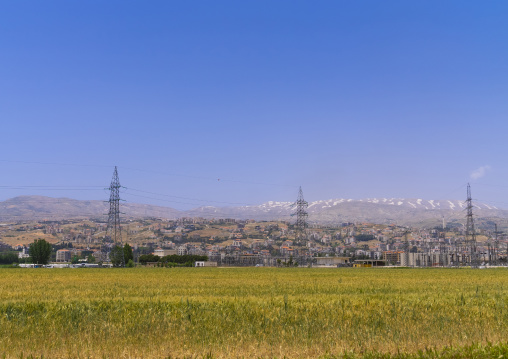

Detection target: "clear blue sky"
[1, 1, 508, 209]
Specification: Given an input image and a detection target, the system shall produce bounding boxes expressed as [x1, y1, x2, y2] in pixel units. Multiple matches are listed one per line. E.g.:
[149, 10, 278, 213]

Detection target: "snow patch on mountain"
[252, 198, 498, 213]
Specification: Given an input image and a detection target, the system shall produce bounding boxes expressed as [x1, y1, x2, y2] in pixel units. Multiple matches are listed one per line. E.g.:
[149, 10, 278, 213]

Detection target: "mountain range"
[1, 195, 507, 228]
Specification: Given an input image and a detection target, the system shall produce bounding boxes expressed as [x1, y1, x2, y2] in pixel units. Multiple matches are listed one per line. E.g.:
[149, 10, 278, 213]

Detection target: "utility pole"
[403, 229, 410, 267]
[494, 223, 500, 266]
[105, 166, 125, 267]
[292, 186, 308, 245]
[464, 183, 478, 268]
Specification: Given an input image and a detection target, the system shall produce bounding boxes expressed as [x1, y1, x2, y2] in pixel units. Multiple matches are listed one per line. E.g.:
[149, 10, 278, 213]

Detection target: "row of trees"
[17, 239, 205, 267]
[13, 239, 136, 266]
[0, 252, 21, 265]
[139, 254, 208, 266]
[0, 239, 55, 265]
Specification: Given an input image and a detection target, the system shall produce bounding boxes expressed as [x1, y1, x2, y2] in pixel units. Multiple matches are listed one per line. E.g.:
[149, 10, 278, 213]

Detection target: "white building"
[153, 248, 177, 257]
[18, 247, 30, 259]
[195, 261, 218, 267]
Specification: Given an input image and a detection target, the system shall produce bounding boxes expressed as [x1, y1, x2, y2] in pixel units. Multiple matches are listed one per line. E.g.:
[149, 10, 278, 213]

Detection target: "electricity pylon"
[105, 166, 125, 267]
[464, 183, 478, 267]
[292, 186, 308, 244]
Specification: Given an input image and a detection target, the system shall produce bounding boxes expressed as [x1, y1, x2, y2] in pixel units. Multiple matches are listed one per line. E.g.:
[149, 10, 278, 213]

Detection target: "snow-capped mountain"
[186, 198, 507, 226]
[1, 196, 506, 227]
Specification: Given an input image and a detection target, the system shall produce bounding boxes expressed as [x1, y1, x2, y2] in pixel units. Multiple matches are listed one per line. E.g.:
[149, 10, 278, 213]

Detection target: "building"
[153, 248, 177, 257]
[404, 252, 452, 267]
[56, 249, 72, 262]
[315, 257, 351, 266]
[383, 251, 404, 265]
[18, 247, 30, 259]
[177, 246, 187, 256]
[195, 261, 218, 267]
[92, 250, 107, 263]
[353, 259, 386, 267]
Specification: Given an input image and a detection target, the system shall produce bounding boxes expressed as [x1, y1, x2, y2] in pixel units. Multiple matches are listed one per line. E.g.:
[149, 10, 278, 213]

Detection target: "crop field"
[1, 268, 508, 358]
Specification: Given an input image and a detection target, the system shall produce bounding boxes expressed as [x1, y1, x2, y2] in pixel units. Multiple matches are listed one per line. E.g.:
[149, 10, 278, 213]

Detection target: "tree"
[123, 243, 133, 263]
[139, 253, 160, 264]
[109, 244, 134, 267]
[87, 254, 96, 263]
[287, 256, 294, 267]
[355, 234, 375, 242]
[29, 239, 52, 265]
[109, 245, 125, 267]
[0, 252, 19, 265]
[71, 255, 79, 264]
[158, 254, 208, 266]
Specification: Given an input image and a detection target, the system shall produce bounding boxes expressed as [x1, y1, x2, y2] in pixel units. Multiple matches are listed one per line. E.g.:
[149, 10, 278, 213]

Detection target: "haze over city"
[2, 1, 508, 210]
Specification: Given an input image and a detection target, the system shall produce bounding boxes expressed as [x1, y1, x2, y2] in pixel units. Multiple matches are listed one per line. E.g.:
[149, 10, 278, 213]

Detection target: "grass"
[0, 267, 507, 358]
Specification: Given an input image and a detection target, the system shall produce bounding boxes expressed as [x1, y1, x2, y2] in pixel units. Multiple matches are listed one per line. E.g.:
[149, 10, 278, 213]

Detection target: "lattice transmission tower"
[292, 186, 308, 243]
[105, 166, 125, 267]
[464, 183, 478, 267]
[402, 229, 411, 267]
[493, 223, 500, 266]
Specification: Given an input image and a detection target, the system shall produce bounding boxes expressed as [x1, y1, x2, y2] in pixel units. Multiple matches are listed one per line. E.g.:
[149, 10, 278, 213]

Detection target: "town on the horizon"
[1, 170, 507, 269]
[2, 214, 507, 268]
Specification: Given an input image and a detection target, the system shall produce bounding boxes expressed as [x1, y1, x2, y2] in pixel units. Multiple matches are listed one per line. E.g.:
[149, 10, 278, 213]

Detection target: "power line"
[0, 188, 105, 192]
[473, 182, 508, 189]
[121, 166, 295, 188]
[0, 185, 104, 188]
[475, 198, 508, 205]
[0, 159, 112, 168]
[0, 159, 295, 188]
[124, 187, 253, 206]
[123, 192, 210, 207]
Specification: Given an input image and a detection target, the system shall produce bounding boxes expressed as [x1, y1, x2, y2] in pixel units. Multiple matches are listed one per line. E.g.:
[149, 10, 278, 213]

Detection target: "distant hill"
[1, 195, 507, 228]
[0, 196, 181, 222]
[187, 198, 508, 228]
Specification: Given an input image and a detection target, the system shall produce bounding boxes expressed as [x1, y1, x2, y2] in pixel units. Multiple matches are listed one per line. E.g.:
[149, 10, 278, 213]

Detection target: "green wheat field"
[1, 267, 508, 358]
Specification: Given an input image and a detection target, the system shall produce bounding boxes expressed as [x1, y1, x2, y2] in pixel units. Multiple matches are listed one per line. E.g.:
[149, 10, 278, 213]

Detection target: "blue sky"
[1, 1, 508, 210]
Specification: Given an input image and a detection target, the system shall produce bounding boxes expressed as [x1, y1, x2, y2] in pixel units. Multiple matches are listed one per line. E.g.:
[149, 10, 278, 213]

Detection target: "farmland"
[1, 268, 508, 358]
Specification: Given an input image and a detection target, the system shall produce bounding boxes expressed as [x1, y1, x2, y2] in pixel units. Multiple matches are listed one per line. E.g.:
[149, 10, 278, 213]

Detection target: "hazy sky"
[1, 1, 508, 209]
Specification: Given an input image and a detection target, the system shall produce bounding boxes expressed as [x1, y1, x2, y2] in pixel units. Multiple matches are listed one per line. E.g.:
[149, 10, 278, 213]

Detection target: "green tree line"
[139, 254, 208, 266]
